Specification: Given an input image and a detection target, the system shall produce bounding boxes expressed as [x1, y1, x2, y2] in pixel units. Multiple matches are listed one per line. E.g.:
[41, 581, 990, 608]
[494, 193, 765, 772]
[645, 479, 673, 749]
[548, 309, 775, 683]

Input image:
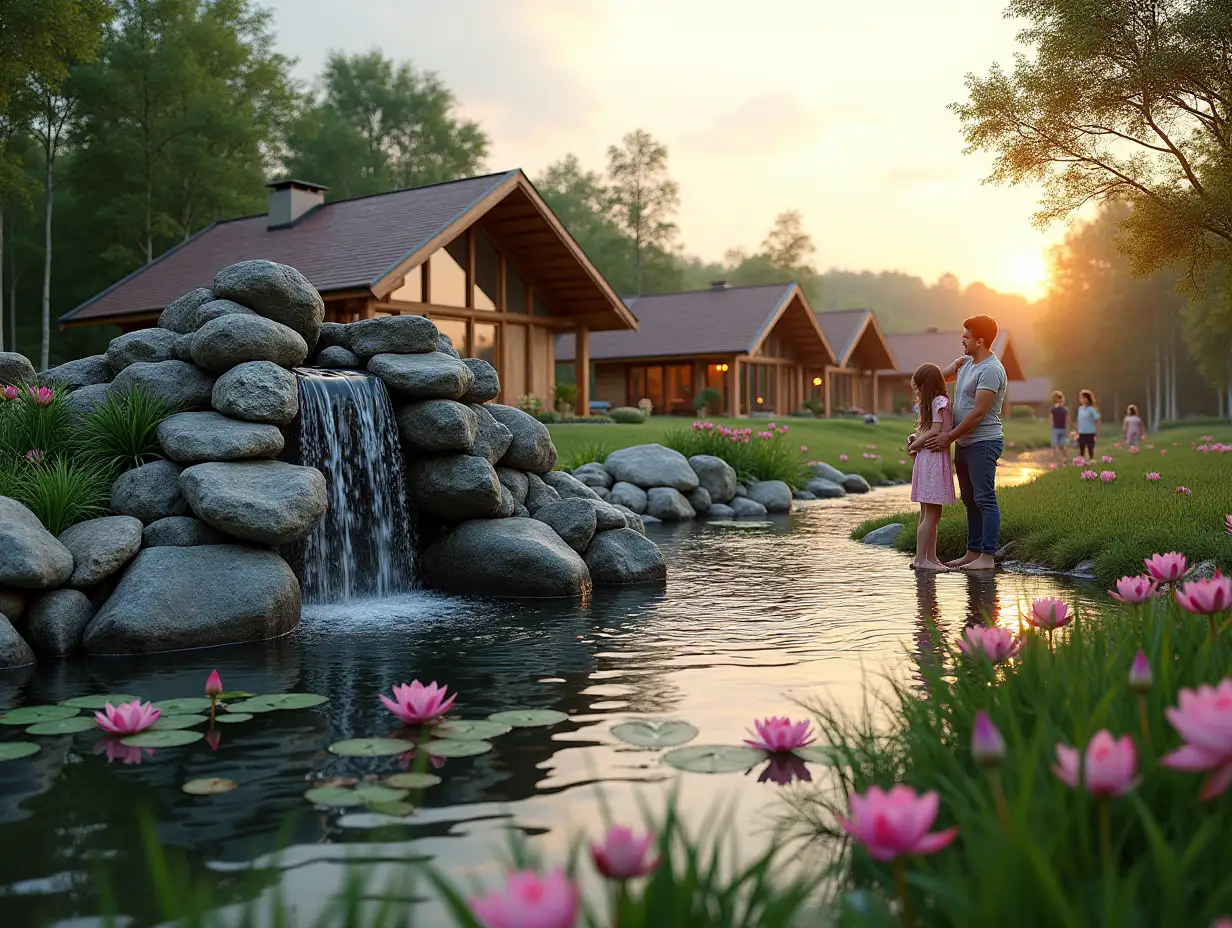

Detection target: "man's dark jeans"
[954, 439, 1002, 555]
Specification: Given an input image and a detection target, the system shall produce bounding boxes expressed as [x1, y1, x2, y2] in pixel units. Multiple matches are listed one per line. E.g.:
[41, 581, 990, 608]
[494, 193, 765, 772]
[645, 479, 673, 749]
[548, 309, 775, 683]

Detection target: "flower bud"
[972, 711, 1005, 768]
[1128, 650, 1152, 695]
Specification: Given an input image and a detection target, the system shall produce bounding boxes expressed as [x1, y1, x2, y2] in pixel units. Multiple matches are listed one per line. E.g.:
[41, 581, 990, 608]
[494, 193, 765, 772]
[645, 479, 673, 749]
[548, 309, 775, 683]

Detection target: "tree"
[1181, 270, 1232, 420]
[29, 79, 77, 370]
[762, 210, 815, 271]
[606, 130, 679, 295]
[284, 50, 488, 199]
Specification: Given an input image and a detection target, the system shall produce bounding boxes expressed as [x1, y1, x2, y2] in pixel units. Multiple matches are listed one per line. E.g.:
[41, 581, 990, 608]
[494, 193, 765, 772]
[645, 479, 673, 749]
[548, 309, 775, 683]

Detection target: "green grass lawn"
[852, 422, 1232, 583]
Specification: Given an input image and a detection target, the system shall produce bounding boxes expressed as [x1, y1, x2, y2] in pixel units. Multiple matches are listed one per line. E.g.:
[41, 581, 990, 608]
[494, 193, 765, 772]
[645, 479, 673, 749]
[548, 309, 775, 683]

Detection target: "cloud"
[680, 93, 822, 157]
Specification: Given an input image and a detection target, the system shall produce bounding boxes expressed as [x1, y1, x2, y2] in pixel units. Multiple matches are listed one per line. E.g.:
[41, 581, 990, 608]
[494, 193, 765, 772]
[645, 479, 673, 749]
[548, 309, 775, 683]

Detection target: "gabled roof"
[884, 330, 1024, 380]
[557, 282, 836, 364]
[815, 309, 897, 370]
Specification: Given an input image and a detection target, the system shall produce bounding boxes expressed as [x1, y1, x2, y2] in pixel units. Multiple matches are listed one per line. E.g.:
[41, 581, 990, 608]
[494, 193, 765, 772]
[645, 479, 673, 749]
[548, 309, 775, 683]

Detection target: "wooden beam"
[379, 300, 576, 328]
[524, 322, 535, 402]
[422, 253, 432, 303]
[496, 246, 506, 312]
[825, 368, 833, 418]
[575, 325, 590, 418]
[871, 371, 879, 414]
[465, 227, 475, 309]
[730, 358, 741, 417]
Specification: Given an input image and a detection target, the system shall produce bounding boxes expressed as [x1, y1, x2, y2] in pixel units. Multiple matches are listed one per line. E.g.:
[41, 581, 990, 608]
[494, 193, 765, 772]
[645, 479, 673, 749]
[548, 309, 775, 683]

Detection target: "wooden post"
[574, 325, 590, 418]
[871, 370, 879, 414]
[524, 322, 535, 404]
[730, 358, 742, 417]
[422, 255, 432, 303]
[824, 367, 833, 418]
[465, 227, 475, 309]
[496, 248, 506, 312]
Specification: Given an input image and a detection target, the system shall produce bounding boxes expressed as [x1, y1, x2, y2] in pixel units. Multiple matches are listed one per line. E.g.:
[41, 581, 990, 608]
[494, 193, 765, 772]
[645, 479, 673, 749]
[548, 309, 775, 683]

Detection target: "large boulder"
[348, 315, 439, 358]
[142, 516, 227, 548]
[39, 355, 113, 390]
[645, 487, 696, 521]
[106, 328, 179, 372]
[58, 516, 143, 587]
[191, 314, 308, 373]
[524, 472, 561, 513]
[708, 503, 736, 519]
[584, 529, 667, 585]
[436, 331, 461, 358]
[0, 352, 37, 385]
[421, 518, 590, 598]
[497, 467, 529, 505]
[406, 454, 503, 520]
[173, 333, 197, 362]
[109, 360, 215, 411]
[368, 352, 474, 400]
[606, 444, 699, 491]
[315, 345, 361, 369]
[211, 361, 299, 425]
[212, 260, 325, 349]
[486, 404, 556, 473]
[572, 463, 613, 490]
[316, 321, 351, 350]
[180, 461, 327, 546]
[804, 477, 846, 499]
[460, 359, 500, 404]
[583, 498, 630, 532]
[533, 498, 597, 553]
[609, 481, 648, 514]
[747, 480, 793, 513]
[0, 588, 26, 623]
[158, 287, 215, 333]
[157, 411, 284, 463]
[840, 474, 872, 494]
[83, 545, 300, 654]
[611, 504, 647, 535]
[0, 498, 74, 589]
[541, 470, 600, 501]
[496, 483, 517, 518]
[689, 455, 738, 503]
[470, 404, 513, 463]
[65, 383, 111, 417]
[730, 496, 768, 517]
[811, 462, 847, 484]
[194, 298, 258, 329]
[26, 589, 94, 656]
[397, 400, 477, 454]
[110, 460, 189, 524]
[0, 615, 34, 669]
[688, 486, 712, 515]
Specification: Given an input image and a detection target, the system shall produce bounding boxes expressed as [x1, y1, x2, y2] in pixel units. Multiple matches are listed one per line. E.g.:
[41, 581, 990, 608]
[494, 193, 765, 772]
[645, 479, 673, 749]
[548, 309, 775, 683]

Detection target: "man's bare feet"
[959, 554, 996, 571]
[946, 551, 980, 568]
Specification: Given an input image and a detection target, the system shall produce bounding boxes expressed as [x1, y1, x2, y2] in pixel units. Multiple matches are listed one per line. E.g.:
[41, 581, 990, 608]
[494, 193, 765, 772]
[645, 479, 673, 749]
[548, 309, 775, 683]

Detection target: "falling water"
[292, 369, 416, 603]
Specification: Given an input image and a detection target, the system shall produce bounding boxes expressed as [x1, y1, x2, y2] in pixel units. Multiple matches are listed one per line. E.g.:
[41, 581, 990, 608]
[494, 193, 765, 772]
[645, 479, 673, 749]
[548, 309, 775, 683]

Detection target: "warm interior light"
[812, 377, 823, 386]
[756, 396, 764, 404]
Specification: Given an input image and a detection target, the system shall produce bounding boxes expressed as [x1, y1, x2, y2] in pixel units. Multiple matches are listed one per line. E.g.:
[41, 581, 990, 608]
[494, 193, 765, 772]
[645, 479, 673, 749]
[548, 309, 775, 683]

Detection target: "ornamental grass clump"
[665, 421, 810, 488]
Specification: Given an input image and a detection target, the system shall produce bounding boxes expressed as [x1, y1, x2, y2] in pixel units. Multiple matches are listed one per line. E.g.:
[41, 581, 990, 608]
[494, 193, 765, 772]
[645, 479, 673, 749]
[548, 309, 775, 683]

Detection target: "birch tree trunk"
[41, 152, 52, 371]
[1154, 343, 1162, 428]
[0, 203, 5, 353]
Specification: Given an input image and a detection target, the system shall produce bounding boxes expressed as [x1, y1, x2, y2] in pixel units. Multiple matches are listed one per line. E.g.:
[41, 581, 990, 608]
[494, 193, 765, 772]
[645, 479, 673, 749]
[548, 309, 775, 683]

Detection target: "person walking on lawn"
[924, 314, 1008, 572]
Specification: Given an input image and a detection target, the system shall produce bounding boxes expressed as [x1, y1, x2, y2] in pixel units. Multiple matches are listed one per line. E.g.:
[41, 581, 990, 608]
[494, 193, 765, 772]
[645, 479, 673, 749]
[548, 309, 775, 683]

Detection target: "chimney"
[265, 179, 327, 228]
[710, 280, 730, 290]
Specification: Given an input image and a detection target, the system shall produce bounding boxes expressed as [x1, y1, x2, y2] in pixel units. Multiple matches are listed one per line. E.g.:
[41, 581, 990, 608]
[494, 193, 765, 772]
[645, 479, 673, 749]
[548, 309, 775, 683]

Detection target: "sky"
[264, 0, 1064, 300]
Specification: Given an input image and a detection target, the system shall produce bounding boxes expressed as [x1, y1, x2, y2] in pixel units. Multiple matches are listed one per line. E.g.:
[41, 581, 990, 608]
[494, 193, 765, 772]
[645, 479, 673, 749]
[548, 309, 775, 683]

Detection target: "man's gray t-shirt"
[953, 355, 1007, 447]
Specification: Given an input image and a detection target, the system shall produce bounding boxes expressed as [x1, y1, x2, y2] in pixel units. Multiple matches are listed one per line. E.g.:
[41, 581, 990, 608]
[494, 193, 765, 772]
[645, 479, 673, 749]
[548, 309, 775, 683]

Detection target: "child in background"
[906, 363, 956, 571]
[1076, 390, 1101, 457]
[1049, 391, 1068, 465]
[1122, 404, 1144, 449]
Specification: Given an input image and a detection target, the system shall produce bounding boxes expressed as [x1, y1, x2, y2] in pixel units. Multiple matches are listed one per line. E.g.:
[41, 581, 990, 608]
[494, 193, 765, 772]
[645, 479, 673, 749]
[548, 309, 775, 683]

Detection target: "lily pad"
[385, 772, 442, 789]
[120, 729, 204, 748]
[487, 709, 567, 728]
[228, 693, 328, 713]
[183, 777, 237, 795]
[0, 742, 39, 762]
[792, 745, 842, 764]
[26, 716, 98, 735]
[218, 691, 254, 701]
[151, 715, 207, 731]
[304, 785, 409, 807]
[612, 719, 699, 749]
[327, 738, 410, 757]
[421, 739, 492, 757]
[0, 705, 81, 726]
[434, 720, 511, 741]
[662, 745, 766, 774]
[365, 800, 415, 817]
[214, 713, 252, 724]
[154, 698, 213, 715]
[61, 694, 140, 710]
[355, 785, 409, 804]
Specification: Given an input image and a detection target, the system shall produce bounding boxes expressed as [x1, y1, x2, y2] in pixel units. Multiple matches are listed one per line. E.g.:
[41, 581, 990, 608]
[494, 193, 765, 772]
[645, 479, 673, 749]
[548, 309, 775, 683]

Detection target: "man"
[924, 314, 1007, 571]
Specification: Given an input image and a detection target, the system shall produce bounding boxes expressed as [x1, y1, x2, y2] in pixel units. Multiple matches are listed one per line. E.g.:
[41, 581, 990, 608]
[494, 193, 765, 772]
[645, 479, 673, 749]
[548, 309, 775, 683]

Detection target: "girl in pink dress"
[906, 363, 957, 571]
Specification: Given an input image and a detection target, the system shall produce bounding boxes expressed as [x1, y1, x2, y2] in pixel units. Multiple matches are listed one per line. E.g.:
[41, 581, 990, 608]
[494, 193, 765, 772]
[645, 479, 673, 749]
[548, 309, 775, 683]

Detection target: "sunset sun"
[1008, 252, 1050, 299]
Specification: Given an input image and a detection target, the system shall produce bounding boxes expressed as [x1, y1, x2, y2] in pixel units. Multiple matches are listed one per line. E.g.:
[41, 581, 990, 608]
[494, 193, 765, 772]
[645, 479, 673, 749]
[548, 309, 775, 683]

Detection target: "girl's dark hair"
[1079, 389, 1096, 406]
[1127, 404, 1139, 415]
[912, 363, 946, 432]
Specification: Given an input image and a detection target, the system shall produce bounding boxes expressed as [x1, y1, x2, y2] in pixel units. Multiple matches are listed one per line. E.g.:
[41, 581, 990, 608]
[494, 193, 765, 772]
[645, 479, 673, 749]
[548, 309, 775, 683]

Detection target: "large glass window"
[744, 363, 776, 413]
[507, 264, 527, 314]
[629, 367, 646, 406]
[429, 239, 468, 307]
[533, 294, 552, 317]
[389, 265, 423, 302]
[473, 322, 497, 365]
[627, 364, 693, 415]
[433, 317, 468, 356]
[474, 231, 499, 311]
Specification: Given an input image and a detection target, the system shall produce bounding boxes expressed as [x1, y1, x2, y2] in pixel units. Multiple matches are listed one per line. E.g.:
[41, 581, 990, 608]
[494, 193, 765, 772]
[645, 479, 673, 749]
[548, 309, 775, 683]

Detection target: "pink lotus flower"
[836, 785, 957, 861]
[757, 753, 813, 785]
[1101, 455, 1113, 463]
[1146, 472, 1161, 481]
[1128, 446, 1140, 454]
[1080, 470, 1097, 480]
[1144, 552, 1188, 583]
[93, 737, 153, 765]
[590, 826, 659, 879]
[839, 454, 848, 462]
[470, 870, 578, 928]
[1161, 679, 1232, 800]
[1177, 485, 1191, 494]
[1099, 470, 1116, 482]
[2, 385, 17, 401]
[957, 625, 1020, 662]
[800, 445, 808, 452]
[1160, 449, 1168, 455]
[1053, 730, 1138, 797]
[205, 670, 223, 697]
[380, 680, 456, 725]
[1129, 650, 1152, 694]
[1110, 574, 1157, 604]
[1225, 514, 1232, 536]
[972, 711, 1005, 767]
[94, 699, 161, 735]
[28, 385, 53, 406]
[1175, 572, 1232, 615]
[745, 716, 815, 752]
[1072, 456, 1087, 467]
[24, 448, 44, 464]
[1027, 597, 1073, 630]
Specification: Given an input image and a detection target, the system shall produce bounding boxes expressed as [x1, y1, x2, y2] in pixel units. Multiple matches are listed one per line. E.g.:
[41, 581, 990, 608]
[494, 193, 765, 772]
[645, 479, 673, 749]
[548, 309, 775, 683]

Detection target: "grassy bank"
[851, 424, 1232, 584]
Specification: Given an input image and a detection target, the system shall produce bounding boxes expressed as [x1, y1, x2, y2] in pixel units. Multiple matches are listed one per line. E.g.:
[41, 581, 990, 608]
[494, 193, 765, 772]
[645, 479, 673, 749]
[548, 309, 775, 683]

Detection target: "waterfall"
[292, 369, 416, 604]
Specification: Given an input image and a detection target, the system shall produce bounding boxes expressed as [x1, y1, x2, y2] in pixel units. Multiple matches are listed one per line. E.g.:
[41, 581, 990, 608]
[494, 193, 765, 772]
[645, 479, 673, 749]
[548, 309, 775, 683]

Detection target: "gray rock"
[640, 513, 662, 524]
[180, 461, 327, 545]
[593, 486, 611, 502]
[688, 454, 738, 503]
[420, 518, 590, 598]
[83, 545, 300, 654]
[645, 487, 696, 521]
[158, 411, 284, 463]
[39, 355, 113, 389]
[316, 322, 351, 350]
[436, 331, 461, 358]
[811, 462, 847, 484]
[58, 516, 143, 587]
[524, 472, 561, 513]
[708, 503, 736, 519]
[533, 498, 598, 553]
[496, 483, 517, 518]
[730, 496, 768, 517]
[211, 361, 299, 425]
[110, 460, 188, 524]
[863, 523, 904, 547]
[26, 589, 94, 656]
[194, 298, 258, 329]
[368, 351, 474, 400]
[542, 470, 600, 501]
[142, 516, 227, 548]
[572, 462, 613, 489]
[349, 315, 439, 358]
[0, 614, 34, 668]
[733, 484, 748, 497]
[611, 505, 646, 535]
[804, 477, 846, 499]
[65, 383, 112, 417]
[315, 345, 361, 369]
[173, 333, 196, 362]
[0, 351, 37, 385]
[460, 358, 500, 404]
[106, 328, 179, 372]
[191, 314, 309, 373]
[486, 404, 556, 473]
[609, 481, 648, 514]
[471, 404, 513, 463]
[606, 444, 699, 491]
[840, 474, 872, 494]
[514, 503, 530, 518]
[0, 588, 25, 623]
[407, 454, 503, 520]
[109, 360, 215, 411]
[585, 498, 630, 532]
[995, 541, 1017, 561]
[585, 529, 667, 585]
[793, 490, 816, 501]
[159, 287, 215, 333]
[688, 486, 712, 514]
[747, 479, 793, 513]
[212, 260, 324, 349]
[1069, 560, 1097, 580]
[497, 467, 529, 505]
[0, 497, 75, 589]
[397, 400, 477, 453]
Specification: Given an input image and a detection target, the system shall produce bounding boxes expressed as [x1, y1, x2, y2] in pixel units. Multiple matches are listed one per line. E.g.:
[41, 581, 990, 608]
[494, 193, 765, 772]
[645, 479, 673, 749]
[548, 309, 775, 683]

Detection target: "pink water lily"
[1177, 485, 1191, 494]
[957, 625, 1020, 662]
[744, 716, 815, 752]
[836, 784, 957, 861]
[205, 670, 223, 697]
[590, 826, 659, 879]
[1027, 597, 1073, 630]
[380, 680, 456, 725]
[1175, 573, 1232, 616]
[1146, 472, 1161, 481]
[1144, 552, 1188, 584]
[470, 869, 578, 928]
[1, 385, 17, 401]
[972, 711, 1005, 767]
[1101, 455, 1113, 464]
[94, 699, 161, 735]
[758, 753, 813, 785]
[28, 385, 54, 406]
[93, 737, 154, 765]
[1080, 470, 1097, 481]
[1053, 730, 1138, 797]
[1161, 679, 1232, 800]
[839, 454, 848, 462]
[1110, 574, 1157, 604]
[1099, 470, 1116, 483]
[1072, 456, 1087, 467]
[1226, 514, 1232, 535]
[1129, 651, 1153, 694]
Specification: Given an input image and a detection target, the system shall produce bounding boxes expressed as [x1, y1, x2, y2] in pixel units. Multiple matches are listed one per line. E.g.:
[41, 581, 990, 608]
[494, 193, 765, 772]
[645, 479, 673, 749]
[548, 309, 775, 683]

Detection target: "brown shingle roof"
[884, 330, 1020, 379]
[1013, 376, 1053, 404]
[815, 310, 870, 364]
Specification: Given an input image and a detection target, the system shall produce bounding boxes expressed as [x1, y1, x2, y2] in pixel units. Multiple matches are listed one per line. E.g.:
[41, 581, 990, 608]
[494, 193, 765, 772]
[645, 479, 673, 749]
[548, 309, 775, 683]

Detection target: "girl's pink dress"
[911, 395, 957, 505]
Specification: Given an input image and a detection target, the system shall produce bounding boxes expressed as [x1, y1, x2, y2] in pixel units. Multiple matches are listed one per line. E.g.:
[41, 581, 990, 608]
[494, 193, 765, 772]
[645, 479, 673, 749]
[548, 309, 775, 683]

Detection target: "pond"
[0, 479, 1101, 927]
